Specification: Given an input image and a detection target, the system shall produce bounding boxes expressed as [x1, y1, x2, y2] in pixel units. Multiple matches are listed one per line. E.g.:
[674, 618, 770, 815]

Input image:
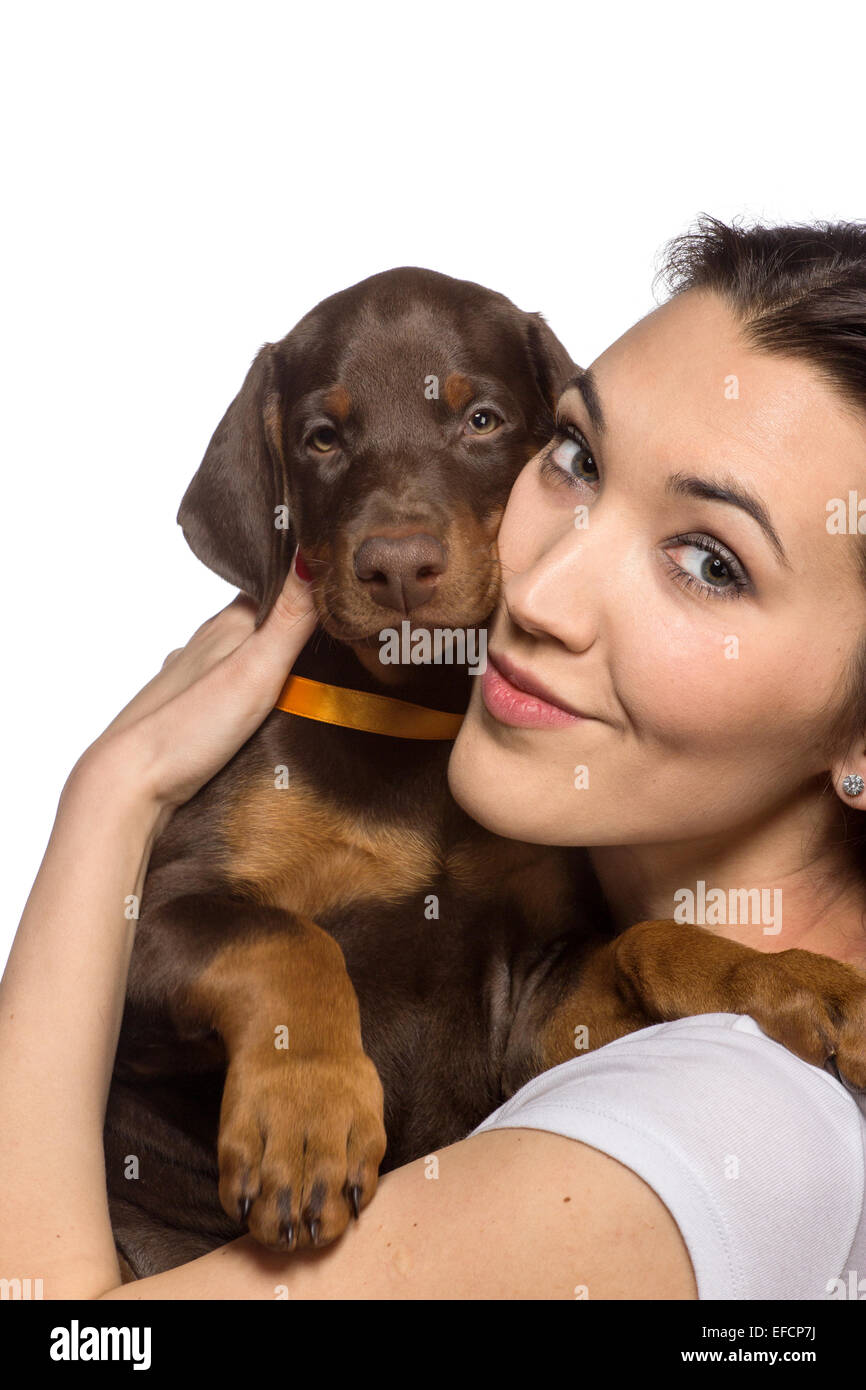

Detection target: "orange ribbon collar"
[275, 673, 465, 741]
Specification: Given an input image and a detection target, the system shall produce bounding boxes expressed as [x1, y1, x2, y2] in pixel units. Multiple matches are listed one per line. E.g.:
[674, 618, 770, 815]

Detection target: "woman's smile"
[481, 650, 589, 728]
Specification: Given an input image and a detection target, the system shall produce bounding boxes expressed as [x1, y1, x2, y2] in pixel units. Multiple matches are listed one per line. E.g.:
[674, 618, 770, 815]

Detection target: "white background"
[2, 0, 864, 965]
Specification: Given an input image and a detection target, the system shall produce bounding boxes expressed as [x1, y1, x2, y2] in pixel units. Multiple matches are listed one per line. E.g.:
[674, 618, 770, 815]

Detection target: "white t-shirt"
[469, 1013, 866, 1300]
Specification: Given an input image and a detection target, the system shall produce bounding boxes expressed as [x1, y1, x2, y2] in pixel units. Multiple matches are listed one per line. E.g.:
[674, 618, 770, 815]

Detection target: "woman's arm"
[101, 1129, 698, 1300]
[0, 564, 318, 1298]
[0, 770, 162, 1298]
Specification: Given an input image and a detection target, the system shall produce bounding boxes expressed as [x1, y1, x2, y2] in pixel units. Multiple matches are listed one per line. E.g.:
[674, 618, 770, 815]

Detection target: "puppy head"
[179, 268, 575, 655]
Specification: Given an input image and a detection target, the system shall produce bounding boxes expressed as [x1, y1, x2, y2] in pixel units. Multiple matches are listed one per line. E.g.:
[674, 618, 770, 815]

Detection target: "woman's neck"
[589, 800, 866, 970]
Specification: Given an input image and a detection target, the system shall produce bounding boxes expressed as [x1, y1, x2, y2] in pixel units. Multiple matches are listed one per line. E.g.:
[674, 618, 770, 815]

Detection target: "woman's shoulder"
[472, 1013, 866, 1299]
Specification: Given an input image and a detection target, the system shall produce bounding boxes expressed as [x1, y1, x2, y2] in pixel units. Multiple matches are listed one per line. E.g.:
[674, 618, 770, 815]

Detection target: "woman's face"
[448, 288, 866, 848]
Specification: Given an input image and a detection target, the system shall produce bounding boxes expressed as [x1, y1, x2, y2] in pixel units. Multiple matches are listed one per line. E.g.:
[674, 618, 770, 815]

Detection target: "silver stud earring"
[842, 773, 865, 797]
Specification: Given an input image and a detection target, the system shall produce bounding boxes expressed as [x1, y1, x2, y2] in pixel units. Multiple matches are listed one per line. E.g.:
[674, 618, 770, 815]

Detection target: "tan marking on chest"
[444, 836, 575, 931]
[225, 772, 439, 917]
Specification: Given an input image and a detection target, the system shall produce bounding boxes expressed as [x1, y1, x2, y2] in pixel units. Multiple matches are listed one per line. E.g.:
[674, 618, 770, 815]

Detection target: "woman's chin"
[447, 731, 565, 844]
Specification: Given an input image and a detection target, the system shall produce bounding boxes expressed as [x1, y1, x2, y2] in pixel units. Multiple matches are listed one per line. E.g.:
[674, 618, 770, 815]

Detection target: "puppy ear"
[177, 342, 291, 623]
[524, 312, 577, 415]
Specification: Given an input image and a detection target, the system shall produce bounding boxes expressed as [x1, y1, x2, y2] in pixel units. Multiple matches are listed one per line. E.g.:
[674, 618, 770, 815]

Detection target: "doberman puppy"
[105, 268, 866, 1279]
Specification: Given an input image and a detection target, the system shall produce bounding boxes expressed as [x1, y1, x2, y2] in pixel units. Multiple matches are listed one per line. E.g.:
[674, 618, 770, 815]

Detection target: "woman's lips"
[481, 652, 588, 729]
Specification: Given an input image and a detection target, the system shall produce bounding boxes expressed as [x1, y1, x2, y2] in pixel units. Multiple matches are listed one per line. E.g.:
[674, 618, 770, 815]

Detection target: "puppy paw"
[727, 948, 866, 1088]
[217, 1048, 387, 1251]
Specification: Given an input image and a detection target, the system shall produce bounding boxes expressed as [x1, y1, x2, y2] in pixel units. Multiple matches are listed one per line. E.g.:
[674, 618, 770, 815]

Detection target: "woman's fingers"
[195, 560, 318, 728]
[107, 554, 316, 809]
[240, 556, 318, 677]
[99, 596, 260, 739]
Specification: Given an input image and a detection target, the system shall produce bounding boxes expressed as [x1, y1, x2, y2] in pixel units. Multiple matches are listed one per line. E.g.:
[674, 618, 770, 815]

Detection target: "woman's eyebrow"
[562, 369, 606, 434]
[666, 472, 791, 568]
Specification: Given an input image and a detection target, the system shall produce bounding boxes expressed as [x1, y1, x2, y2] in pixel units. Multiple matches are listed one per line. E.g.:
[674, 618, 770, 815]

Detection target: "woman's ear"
[177, 342, 292, 624]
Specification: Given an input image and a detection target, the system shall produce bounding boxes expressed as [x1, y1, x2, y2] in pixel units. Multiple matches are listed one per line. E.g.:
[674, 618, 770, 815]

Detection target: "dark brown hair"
[654, 214, 866, 866]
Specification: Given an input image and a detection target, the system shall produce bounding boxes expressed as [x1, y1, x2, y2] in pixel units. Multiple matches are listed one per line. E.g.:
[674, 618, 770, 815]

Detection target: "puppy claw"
[217, 1050, 387, 1250]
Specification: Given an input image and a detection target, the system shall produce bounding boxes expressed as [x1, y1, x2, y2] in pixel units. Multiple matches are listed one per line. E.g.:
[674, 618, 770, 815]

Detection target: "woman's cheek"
[498, 461, 552, 565]
[615, 604, 772, 747]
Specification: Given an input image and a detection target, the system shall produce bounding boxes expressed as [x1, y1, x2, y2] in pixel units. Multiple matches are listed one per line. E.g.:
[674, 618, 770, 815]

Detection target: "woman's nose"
[502, 526, 605, 653]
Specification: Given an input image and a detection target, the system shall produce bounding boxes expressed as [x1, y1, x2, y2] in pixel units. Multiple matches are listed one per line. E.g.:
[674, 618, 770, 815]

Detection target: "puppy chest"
[222, 772, 573, 932]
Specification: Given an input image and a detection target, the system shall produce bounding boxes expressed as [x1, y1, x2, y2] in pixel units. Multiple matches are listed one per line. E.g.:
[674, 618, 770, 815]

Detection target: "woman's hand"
[73, 556, 316, 824]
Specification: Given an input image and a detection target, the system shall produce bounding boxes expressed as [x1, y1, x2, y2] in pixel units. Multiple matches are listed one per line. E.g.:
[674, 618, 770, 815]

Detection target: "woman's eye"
[467, 408, 502, 435]
[663, 538, 749, 599]
[548, 431, 599, 484]
[309, 426, 338, 453]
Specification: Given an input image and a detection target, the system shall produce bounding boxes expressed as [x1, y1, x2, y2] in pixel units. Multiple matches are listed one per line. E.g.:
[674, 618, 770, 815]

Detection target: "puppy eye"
[466, 409, 502, 436]
[308, 426, 338, 453]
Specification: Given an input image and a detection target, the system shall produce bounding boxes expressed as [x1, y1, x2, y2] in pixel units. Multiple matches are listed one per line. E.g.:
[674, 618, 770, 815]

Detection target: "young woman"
[2, 216, 865, 1300]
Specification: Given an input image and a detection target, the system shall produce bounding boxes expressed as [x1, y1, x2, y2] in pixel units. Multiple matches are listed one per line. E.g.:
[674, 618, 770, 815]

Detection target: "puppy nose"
[354, 533, 446, 613]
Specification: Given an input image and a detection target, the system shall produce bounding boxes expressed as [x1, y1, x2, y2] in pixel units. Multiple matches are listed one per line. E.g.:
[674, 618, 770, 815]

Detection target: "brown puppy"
[105, 268, 866, 1278]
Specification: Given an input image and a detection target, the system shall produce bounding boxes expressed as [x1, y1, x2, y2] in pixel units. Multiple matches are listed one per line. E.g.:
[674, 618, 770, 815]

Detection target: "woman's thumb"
[256, 546, 318, 656]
